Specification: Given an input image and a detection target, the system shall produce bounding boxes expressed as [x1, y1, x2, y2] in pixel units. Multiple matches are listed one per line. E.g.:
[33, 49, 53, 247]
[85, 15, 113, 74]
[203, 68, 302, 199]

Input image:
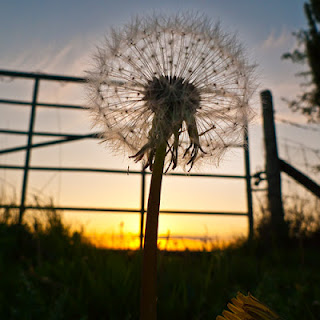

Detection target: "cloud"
[261, 28, 292, 50]
[0, 35, 93, 77]
[0, 36, 97, 134]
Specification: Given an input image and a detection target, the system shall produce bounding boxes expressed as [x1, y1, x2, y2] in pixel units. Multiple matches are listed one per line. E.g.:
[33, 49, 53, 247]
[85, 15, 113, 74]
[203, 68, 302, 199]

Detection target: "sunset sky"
[1, 0, 320, 249]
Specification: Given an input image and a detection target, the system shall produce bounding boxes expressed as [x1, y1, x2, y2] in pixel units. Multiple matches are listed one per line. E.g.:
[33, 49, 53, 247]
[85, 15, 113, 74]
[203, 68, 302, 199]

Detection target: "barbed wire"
[275, 116, 320, 133]
[0, 76, 15, 83]
[279, 138, 320, 177]
[253, 178, 320, 221]
[274, 117, 320, 175]
[278, 137, 320, 156]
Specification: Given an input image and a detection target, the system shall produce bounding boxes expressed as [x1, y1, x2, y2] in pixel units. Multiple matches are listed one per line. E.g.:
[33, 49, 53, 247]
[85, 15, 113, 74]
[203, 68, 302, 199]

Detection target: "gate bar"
[0, 129, 100, 138]
[19, 78, 39, 223]
[140, 166, 146, 249]
[243, 123, 254, 241]
[0, 164, 247, 179]
[0, 204, 248, 216]
[0, 98, 86, 110]
[0, 69, 85, 82]
[0, 134, 97, 155]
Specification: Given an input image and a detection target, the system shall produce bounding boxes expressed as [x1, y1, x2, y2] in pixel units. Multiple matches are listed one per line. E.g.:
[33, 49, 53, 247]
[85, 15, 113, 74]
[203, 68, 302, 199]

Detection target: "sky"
[1, 0, 320, 250]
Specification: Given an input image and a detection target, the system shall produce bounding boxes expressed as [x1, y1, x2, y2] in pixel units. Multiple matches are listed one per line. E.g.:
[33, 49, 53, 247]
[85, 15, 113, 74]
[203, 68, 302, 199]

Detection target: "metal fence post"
[19, 77, 39, 224]
[140, 165, 146, 249]
[243, 123, 254, 241]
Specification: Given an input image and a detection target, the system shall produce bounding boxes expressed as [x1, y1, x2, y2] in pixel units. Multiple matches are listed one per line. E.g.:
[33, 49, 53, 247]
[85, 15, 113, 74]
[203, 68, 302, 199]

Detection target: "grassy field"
[0, 209, 319, 320]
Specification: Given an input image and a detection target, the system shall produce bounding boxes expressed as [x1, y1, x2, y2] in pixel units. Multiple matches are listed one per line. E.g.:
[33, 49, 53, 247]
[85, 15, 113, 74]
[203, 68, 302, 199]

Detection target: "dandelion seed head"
[86, 13, 256, 171]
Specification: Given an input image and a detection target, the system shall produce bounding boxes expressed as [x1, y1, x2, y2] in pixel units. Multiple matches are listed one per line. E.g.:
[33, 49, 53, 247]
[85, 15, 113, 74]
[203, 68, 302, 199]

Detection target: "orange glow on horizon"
[83, 229, 247, 251]
[60, 210, 248, 251]
[23, 202, 249, 251]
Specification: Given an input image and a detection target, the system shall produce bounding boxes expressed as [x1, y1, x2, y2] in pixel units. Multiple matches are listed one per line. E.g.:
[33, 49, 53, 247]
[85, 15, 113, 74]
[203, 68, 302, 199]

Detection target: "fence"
[260, 90, 320, 236]
[0, 69, 254, 248]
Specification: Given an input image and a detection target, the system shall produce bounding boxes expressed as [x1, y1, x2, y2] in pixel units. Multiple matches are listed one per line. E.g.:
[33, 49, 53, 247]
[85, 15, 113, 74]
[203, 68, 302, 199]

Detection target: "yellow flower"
[217, 292, 282, 320]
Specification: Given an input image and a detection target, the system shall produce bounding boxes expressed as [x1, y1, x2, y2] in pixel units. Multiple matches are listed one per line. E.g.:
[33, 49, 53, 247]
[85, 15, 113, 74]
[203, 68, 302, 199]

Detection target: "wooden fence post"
[261, 90, 286, 237]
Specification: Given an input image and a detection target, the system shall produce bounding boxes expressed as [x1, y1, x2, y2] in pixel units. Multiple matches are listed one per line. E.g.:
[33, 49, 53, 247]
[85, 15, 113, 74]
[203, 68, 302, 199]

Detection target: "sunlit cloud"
[0, 36, 92, 76]
[261, 28, 292, 50]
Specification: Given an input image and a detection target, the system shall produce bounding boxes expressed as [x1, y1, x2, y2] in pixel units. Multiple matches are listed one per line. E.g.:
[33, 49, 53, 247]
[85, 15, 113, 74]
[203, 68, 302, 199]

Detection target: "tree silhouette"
[282, 0, 320, 121]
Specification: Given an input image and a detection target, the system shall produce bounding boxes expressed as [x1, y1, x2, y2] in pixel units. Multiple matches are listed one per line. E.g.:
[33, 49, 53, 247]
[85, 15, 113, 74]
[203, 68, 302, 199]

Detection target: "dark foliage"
[282, 0, 320, 121]
[0, 208, 320, 319]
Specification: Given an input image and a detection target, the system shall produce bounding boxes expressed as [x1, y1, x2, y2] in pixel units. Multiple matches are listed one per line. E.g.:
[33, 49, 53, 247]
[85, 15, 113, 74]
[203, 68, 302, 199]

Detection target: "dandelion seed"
[86, 13, 256, 171]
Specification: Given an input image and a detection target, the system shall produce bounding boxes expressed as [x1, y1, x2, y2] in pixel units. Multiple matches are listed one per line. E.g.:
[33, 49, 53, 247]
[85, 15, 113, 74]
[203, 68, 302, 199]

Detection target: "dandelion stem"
[140, 141, 167, 320]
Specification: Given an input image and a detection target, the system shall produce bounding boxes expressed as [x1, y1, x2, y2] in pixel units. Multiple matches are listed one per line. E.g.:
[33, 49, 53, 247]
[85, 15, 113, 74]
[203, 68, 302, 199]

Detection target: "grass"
[0, 207, 320, 320]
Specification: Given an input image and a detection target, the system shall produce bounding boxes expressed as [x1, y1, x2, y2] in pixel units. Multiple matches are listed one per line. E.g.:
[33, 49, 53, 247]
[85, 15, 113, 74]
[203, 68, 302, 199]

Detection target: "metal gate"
[0, 69, 254, 248]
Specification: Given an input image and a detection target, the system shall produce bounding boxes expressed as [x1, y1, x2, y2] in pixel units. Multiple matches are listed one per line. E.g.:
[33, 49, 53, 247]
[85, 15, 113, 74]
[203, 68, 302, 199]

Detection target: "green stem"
[140, 141, 167, 320]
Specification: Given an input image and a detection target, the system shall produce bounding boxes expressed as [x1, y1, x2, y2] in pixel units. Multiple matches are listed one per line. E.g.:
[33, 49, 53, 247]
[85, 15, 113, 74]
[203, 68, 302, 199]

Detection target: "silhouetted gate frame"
[0, 69, 254, 248]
